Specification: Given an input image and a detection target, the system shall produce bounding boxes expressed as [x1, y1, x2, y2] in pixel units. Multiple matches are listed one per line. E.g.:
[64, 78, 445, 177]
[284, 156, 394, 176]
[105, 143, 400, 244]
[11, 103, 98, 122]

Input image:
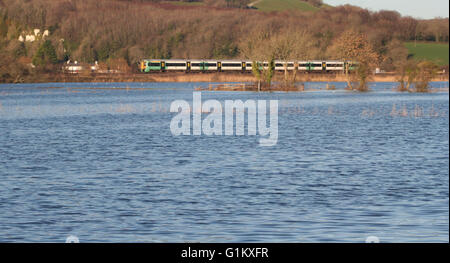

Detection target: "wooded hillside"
[0, 0, 448, 82]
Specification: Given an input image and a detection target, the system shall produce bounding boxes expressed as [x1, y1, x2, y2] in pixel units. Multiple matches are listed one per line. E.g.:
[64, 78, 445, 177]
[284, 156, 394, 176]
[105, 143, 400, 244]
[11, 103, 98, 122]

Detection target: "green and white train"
[139, 59, 356, 73]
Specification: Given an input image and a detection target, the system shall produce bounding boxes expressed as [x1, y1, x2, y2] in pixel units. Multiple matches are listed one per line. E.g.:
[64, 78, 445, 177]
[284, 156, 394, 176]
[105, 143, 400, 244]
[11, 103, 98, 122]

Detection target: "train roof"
[219, 60, 244, 63]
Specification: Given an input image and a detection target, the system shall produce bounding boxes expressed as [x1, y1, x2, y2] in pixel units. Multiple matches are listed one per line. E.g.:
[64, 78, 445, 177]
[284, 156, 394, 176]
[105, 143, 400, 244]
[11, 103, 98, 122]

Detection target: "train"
[139, 59, 356, 73]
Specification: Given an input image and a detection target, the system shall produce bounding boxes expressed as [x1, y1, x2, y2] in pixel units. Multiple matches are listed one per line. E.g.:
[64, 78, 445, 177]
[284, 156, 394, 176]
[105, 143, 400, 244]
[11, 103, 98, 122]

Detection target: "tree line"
[0, 0, 448, 87]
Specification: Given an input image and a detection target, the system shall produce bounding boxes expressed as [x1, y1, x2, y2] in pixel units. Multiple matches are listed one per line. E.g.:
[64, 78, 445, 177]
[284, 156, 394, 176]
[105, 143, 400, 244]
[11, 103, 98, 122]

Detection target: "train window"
[222, 63, 241, 67]
[191, 63, 215, 67]
[149, 63, 161, 67]
[166, 63, 186, 67]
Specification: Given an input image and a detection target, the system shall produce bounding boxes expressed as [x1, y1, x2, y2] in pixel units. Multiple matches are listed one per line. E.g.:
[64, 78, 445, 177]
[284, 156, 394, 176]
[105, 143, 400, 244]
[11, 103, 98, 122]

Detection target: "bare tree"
[330, 30, 380, 91]
[239, 30, 277, 89]
[272, 30, 314, 89]
[414, 61, 439, 92]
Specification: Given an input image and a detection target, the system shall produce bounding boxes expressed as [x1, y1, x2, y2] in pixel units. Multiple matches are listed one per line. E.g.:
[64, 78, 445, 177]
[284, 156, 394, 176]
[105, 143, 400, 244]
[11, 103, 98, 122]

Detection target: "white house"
[25, 35, 36, 42]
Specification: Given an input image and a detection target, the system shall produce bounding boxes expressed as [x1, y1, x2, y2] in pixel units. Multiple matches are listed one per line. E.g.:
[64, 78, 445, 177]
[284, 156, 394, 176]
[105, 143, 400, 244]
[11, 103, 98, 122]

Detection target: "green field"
[162, 1, 204, 6]
[162, 0, 326, 12]
[253, 0, 320, 12]
[405, 42, 449, 65]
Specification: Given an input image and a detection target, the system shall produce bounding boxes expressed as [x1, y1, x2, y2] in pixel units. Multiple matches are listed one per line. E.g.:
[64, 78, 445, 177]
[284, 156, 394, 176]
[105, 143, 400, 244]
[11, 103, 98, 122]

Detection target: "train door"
[187, 61, 191, 72]
[200, 62, 208, 72]
[161, 61, 166, 72]
[218, 62, 222, 72]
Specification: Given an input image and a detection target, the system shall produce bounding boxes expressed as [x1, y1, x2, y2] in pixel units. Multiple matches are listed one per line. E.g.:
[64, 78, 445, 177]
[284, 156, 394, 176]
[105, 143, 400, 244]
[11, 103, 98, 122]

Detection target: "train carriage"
[190, 60, 207, 71]
[298, 61, 325, 71]
[165, 59, 187, 71]
[141, 60, 163, 72]
[298, 61, 309, 71]
[275, 61, 296, 71]
[221, 60, 245, 71]
[309, 61, 325, 71]
[326, 61, 344, 71]
[250, 61, 270, 71]
[203, 60, 218, 71]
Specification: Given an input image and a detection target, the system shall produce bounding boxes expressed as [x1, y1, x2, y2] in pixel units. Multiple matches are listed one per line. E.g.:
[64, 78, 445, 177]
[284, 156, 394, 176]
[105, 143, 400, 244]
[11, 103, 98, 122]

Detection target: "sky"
[324, 0, 449, 19]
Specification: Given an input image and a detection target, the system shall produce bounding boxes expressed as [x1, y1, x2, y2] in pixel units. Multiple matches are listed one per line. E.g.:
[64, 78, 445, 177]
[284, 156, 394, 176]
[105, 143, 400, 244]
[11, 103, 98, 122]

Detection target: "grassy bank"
[405, 42, 449, 65]
[253, 0, 320, 12]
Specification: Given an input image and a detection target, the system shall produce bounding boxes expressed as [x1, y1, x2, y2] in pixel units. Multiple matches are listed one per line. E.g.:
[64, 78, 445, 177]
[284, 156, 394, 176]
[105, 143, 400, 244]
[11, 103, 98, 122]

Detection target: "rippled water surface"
[0, 82, 448, 242]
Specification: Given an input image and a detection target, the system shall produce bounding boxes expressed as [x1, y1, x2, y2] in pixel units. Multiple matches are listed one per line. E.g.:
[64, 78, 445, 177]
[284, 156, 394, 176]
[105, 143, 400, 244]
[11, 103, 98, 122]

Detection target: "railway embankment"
[9, 72, 449, 84]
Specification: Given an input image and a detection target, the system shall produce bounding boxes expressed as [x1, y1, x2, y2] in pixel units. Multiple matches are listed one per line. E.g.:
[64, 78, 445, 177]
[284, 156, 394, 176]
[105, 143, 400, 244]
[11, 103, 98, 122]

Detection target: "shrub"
[414, 61, 439, 92]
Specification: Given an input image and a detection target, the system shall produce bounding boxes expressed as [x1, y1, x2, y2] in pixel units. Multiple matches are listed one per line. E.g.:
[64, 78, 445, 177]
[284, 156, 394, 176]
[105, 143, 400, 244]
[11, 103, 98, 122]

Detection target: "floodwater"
[0, 81, 448, 242]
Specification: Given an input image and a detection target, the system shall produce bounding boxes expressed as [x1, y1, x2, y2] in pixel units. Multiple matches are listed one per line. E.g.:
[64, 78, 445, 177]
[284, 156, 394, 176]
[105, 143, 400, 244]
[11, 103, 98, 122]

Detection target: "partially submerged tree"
[331, 30, 380, 91]
[239, 30, 277, 89]
[414, 61, 439, 92]
[383, 39, 412, 91]
[395, 59, 438, 92]
[397, 60, 419, 92]
[272, 30, 314, 89]
[240, 28, 316, 90]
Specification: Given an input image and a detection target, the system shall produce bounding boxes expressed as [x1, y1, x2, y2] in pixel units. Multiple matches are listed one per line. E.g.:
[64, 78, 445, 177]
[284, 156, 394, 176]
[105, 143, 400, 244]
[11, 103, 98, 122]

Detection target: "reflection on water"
[0, 82, 448, 242]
